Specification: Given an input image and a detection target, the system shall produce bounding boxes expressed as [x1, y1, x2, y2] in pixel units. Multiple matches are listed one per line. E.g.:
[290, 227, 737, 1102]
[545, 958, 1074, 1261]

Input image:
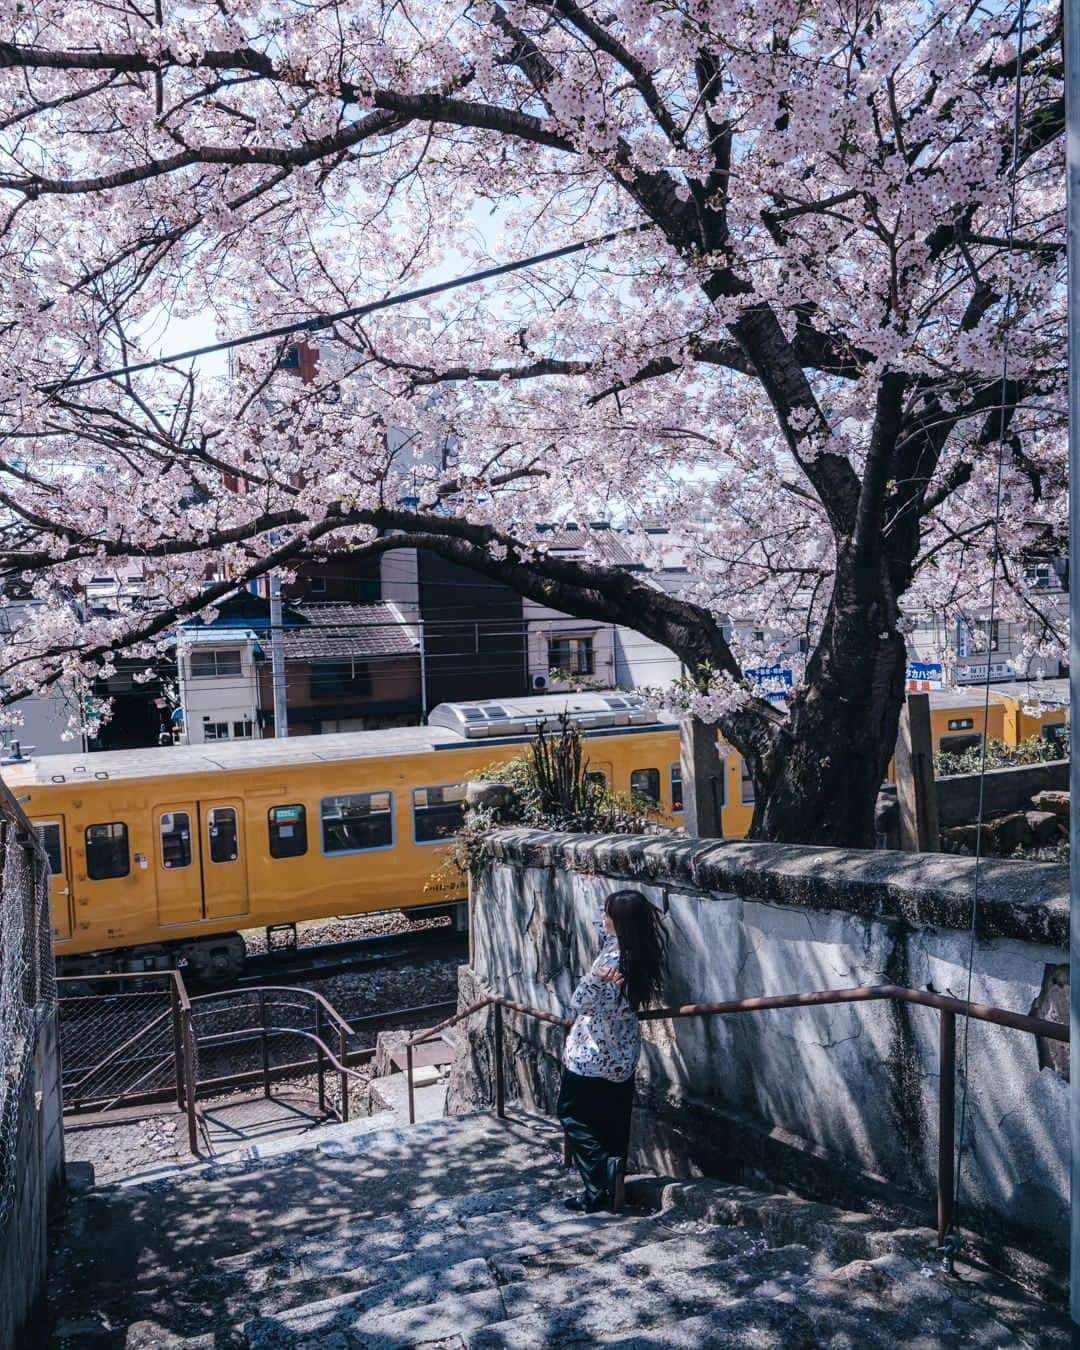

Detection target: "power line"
[47, 223, 654, 393]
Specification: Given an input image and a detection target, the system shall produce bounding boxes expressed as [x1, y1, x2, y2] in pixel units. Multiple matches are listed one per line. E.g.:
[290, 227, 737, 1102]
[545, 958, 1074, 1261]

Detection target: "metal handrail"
[57, 971, 199, 1154]
[403, 982, 1069, 1247]
[189, 983, 354, 1037]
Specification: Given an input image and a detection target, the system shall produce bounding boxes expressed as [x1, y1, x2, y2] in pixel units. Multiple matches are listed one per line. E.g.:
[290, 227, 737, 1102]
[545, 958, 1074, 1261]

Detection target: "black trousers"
[557, 1067, 635, 1204]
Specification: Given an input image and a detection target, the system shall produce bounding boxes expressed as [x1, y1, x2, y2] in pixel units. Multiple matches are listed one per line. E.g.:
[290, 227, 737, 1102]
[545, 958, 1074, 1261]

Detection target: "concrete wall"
[0, 1005, 65, 1350]
[451, 829, 1068, 1268]
[876, 758, 1070, 839]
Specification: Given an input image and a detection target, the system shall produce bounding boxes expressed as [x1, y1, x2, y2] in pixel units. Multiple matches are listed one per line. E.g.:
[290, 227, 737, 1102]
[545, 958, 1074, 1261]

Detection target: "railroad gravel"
[241, 910, 450, 955]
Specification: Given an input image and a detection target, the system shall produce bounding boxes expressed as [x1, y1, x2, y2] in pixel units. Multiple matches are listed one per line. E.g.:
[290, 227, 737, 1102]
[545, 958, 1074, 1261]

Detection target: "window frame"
[412, 784, 467, 846]
[670, 763, 684, 813]
[547, 634, 596, 677]
[159, 811, 193, 871]
[268, 804, 308, 859]
[189, 647, 242, 679]
[207, 806, 240, 864]
[85, 821, 130, 881]
[630, 767, 661, 806]
[36, 821, 63, 876]
[320, 790, 396, 857]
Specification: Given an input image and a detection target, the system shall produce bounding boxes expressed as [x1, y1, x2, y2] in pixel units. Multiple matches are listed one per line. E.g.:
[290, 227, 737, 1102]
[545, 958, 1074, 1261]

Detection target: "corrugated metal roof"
[283, 603, 419, 661]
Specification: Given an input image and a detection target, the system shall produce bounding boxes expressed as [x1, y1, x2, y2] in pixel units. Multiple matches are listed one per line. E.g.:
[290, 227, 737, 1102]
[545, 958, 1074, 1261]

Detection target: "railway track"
[191, 922, 467, 991]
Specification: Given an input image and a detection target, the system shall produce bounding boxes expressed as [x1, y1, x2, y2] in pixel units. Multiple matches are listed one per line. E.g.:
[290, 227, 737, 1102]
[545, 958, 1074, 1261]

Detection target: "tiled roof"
[283, 603, 419, 661]
[536, 527, 640, 567]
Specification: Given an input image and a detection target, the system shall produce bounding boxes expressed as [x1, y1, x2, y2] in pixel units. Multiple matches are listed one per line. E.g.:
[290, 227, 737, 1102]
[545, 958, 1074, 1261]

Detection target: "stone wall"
[876, 758, 1069, 843]
[448, 829, 1068, 1269]
[0, 1005, 65, 1350]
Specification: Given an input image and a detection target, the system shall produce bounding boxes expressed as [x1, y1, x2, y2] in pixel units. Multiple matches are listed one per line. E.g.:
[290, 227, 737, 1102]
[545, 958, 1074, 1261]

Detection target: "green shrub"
[935, 734, 1069, 777]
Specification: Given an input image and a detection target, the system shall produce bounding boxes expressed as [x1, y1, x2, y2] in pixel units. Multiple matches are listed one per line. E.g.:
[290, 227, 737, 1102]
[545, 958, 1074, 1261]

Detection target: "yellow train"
[4, 683, 1066, 979]
[3, 694, 721, 980]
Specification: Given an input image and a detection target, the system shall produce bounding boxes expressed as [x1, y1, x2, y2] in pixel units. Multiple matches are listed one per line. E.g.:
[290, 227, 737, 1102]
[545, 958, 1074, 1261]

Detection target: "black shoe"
[564, 1192, 607, 1214]
[606, 1157, 626, 1213]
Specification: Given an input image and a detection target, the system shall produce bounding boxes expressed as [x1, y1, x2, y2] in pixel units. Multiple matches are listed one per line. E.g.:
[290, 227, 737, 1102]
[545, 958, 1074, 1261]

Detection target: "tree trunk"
[747, 584, 908, 848]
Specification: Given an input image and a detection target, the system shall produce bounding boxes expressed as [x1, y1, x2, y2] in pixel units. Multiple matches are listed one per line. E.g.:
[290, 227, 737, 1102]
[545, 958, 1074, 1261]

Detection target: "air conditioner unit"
[532, 674, 549, 691]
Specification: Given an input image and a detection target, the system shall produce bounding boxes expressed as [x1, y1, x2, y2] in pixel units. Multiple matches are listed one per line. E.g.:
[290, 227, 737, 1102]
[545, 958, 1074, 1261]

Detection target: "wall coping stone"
[485, 829, 1068, 947]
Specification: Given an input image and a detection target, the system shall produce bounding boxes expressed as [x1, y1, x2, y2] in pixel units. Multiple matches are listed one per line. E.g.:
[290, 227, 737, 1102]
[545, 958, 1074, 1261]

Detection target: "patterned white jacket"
[562, 902, 640, 1082]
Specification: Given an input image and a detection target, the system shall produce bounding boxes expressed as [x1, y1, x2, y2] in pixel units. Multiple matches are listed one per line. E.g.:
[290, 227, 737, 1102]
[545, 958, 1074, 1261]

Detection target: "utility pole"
[895, 692, 939, 852]
[679, 718, 724, 839]
[1065, 0, 1080, 1334]
[269, 573, 288, 739]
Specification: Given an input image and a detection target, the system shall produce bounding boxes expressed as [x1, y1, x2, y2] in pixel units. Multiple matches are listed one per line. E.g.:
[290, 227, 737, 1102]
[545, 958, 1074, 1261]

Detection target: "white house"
[176, 628, 262, 744]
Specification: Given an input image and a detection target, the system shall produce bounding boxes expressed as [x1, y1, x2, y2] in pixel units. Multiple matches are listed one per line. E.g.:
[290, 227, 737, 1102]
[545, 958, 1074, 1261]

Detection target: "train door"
[35, 819, 72, 941]
[154, 804, 202, 927]
[202, 801, 250, 920]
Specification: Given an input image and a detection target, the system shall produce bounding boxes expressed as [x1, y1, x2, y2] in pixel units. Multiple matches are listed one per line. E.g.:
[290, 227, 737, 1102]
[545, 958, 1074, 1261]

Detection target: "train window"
[269, 804, 308, 859]
[670, 764, 684, 812]
[586, 770, 608, 789]
[630, 768, 660, 806]
[940, 733, 982, 755]
[1043, 723, 1069, 746]
[35, 823, 62, 875]
[321, 792, 394, 854]
[86, 822, 130, 880]
[947, 718, 975, 732]
[208, 807, 239, 863]
[413, 786, 466, 844]
[159, 812, 192, 869]
[741, 761, 756, 805]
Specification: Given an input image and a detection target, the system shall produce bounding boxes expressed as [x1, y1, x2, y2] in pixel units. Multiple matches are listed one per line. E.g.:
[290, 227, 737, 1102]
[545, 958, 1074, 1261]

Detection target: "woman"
[557, 889, 667, 1214]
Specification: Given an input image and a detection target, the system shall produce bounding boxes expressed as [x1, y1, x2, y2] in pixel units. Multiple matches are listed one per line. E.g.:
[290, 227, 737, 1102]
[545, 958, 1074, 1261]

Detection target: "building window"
[957, 620, 1000, 658]
[309, 576, 327, 593]
[278, 345, 301, 370]
[35, 822, 62, 876]
[548, 635, 595, 677]
[630, 768, 660, 806]
[207, 807, 239, 863]
[312, 661, 374, 699]
[1024, 563, 1053, 589]
[203, 722, 230, 741]
[670, 764, 684, 812]
[269, 805, 308, 859]
[940, 733, 982, 755]
[741, 761, 756, 805]
[233, 721, 254, 738]
[413, 785, 467, 844]
[86, 822, 130, 880]
[159, 812, 192, 869]
[190, 648, 242, 678]
[321, 791, 394, 853]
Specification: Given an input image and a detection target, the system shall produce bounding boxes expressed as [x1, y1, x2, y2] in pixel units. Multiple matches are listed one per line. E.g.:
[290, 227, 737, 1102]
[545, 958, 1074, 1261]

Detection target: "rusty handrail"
[189, 983, 354, 1038]
[637, 984, 1069, 1041]
[402, 980, 1069, 1248]
[57, 970, 199, 1154]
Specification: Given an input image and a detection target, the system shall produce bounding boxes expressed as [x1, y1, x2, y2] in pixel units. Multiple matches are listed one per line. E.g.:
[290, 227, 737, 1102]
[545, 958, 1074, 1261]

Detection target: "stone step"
[50, 1113, 564, 1311]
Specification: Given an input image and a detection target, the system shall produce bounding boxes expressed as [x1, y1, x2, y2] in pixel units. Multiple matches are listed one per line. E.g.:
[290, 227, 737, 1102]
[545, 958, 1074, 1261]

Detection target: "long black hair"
[605, 889, 667, 1012]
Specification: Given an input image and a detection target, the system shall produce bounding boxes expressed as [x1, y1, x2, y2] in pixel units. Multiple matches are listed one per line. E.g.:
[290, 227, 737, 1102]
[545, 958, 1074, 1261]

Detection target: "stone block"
[986, 811, 1033, 854]
[1031, 790, 1070, 820]
[1026, 810, 1062, 845]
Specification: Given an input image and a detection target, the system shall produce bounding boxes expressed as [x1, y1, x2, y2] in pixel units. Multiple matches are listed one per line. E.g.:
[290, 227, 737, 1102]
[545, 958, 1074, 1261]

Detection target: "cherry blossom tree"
[0, 0, 1065, 846]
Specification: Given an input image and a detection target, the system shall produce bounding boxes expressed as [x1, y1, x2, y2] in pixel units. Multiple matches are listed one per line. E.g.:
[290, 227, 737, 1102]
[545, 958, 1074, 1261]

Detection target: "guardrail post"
[170, 977, 185, 1111]
[406, 1042, 416, 1125]
[338, 1026, 350, 1123]
[181, 1005, 199, 1156]
[938, 1009, 956, 1249]
[258, 989, 271, 1099]
[314, 1004, 326, 1115]
[493, 1001, 505, 1120]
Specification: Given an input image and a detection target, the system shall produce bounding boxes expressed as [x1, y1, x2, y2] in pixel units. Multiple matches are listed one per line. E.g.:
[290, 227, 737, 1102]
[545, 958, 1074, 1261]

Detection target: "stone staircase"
[47, 1112, 1067, 1349]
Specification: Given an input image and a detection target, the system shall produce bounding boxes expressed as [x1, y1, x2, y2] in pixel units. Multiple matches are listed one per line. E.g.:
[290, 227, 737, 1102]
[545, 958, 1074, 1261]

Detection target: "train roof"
[987, 678, 1070, 709]
[1, 693, 672, 787]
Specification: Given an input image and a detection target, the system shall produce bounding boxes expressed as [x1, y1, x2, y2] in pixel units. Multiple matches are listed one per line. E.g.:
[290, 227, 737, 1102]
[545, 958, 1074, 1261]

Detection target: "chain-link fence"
[0, 787, 55, 1229]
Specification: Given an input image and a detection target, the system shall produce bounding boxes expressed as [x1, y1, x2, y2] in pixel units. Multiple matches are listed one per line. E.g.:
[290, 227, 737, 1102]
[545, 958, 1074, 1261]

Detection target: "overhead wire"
[945, 0, 1029, 1274]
